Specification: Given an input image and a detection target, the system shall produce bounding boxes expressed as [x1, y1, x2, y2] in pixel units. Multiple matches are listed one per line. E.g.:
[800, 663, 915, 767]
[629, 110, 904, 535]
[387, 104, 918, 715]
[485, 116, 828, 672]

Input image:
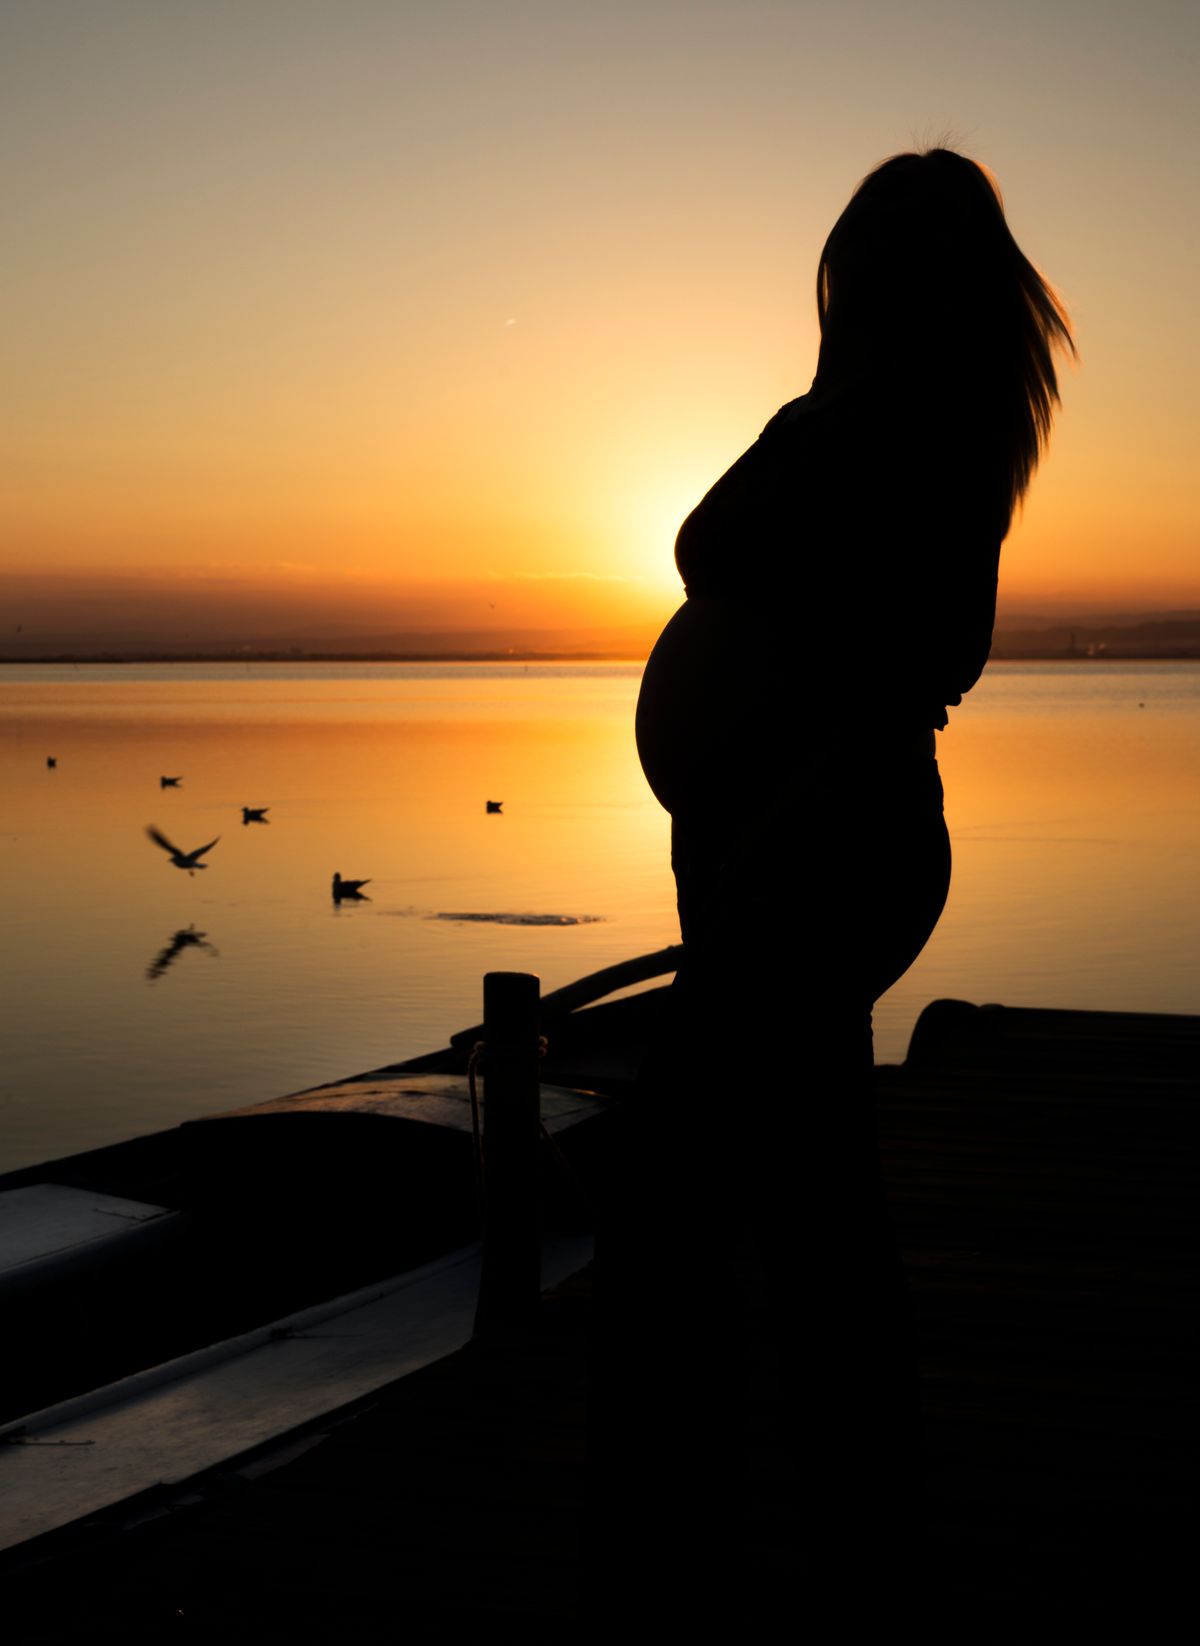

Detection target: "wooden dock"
[4, 999, 1197, 1640]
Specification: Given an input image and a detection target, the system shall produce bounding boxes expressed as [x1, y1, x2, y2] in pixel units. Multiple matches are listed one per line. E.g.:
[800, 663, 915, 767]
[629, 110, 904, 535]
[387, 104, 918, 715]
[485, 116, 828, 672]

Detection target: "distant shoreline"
[0, 651, 649, 666]
[5, 613, 1200, 667]
[3, 650, 1200, 666]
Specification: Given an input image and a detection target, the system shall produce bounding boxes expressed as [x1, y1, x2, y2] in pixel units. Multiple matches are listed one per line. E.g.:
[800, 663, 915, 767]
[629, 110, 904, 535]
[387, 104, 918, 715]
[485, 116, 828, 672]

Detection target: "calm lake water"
[1, 660, 1197, 1173]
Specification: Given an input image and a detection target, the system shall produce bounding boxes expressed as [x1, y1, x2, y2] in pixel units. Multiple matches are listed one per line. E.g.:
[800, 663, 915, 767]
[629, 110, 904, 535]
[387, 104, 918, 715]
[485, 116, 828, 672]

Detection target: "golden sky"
[3, 0, 1198, 646]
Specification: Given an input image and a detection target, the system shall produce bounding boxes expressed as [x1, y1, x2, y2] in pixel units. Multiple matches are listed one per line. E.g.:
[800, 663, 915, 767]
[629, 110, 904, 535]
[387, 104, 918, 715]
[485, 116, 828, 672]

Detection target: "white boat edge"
[0, 1233, 593, 1557]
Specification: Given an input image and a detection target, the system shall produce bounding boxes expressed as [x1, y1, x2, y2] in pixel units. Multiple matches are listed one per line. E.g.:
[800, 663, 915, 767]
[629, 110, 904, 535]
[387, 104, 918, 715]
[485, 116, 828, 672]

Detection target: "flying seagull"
[242, 806, 270, 824]
[332, 873, 371, 901]
[146, 826, 220, 875]
[160, 776, 182, 789]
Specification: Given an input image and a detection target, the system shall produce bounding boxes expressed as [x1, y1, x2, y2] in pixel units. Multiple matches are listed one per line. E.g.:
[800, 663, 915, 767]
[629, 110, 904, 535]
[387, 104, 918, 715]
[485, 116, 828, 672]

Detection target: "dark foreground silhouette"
[4, 991, 1196, 1639]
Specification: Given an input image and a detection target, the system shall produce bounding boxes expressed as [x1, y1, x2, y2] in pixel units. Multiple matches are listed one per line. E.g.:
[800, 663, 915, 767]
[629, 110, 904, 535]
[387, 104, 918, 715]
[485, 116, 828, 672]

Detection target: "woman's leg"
[755, 765, 951, 1597]
[591, 769, 951, 1616]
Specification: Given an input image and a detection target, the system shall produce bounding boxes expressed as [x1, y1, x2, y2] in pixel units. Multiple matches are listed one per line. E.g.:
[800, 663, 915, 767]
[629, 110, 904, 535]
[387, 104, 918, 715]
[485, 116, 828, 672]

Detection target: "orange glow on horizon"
[3, 3, 1197, 638]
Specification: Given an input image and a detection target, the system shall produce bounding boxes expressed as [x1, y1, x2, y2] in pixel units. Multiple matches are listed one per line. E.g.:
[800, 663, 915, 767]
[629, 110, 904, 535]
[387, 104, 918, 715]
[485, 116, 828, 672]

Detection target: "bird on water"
[160, 776, 182, 789]
[332, 873, 371, 901]
[146, 826, 220, 875]
[46, 756, 57, 769]
[242, 806, 270, 824]
[486, 800, 503, 813]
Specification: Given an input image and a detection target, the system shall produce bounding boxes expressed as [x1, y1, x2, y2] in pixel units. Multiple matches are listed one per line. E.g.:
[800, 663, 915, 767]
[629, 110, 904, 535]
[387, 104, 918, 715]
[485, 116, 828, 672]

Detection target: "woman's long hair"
[815, 148, 1075, 527]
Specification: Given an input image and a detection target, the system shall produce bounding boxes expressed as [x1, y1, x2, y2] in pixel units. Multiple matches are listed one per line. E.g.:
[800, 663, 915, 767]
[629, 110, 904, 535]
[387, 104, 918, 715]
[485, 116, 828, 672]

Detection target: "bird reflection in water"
[145, 924, 218, 983]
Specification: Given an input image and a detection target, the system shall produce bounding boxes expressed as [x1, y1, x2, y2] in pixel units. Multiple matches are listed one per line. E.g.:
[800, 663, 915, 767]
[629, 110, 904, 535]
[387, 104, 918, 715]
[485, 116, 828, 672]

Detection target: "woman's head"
[815, 147, 1074, 522]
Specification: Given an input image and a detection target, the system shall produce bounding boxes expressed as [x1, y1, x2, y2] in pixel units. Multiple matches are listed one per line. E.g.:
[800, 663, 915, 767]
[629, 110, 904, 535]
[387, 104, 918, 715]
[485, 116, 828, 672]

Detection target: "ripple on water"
[434, 912, 605, 926]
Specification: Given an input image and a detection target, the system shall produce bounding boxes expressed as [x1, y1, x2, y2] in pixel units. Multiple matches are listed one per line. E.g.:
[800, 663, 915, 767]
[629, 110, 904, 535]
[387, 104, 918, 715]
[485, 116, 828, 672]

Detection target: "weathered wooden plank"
[202, 1072, 606, 1136]
[0, 1184, 177, 1298]
[0, 1185, 169, 1270]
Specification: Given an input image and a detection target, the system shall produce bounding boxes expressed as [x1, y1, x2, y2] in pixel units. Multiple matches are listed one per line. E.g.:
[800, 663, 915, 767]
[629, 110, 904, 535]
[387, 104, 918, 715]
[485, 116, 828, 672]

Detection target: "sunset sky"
[3, 0, 1197, 651]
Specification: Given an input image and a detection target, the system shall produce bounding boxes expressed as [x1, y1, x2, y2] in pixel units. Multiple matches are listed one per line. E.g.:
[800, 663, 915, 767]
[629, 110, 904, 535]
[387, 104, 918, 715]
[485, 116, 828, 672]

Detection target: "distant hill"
[991, 614, 1200, 660]
[0, 570, 674, 663]
[0, 625, 661, 664]
[4, 603, 1200, 665]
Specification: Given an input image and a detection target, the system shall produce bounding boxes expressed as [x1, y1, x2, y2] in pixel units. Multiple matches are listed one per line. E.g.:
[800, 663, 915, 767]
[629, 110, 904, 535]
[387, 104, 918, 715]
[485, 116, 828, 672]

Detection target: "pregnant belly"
[636, 598, 761, 815]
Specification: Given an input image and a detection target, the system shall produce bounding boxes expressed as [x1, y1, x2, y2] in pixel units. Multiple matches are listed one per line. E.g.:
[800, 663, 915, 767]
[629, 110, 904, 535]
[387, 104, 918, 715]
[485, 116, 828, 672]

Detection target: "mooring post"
[474, 970, 542, 1336]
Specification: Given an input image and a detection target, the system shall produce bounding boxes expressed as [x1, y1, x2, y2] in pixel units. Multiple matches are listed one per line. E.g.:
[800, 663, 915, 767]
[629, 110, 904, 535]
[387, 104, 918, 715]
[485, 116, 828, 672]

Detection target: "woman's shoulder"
[758, 387, 861, 446]
[759, 394, 811, 435]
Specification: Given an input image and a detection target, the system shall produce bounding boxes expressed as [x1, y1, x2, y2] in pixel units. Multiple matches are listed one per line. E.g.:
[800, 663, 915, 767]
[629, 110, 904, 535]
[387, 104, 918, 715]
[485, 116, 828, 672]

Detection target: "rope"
[537, 1116, 592, 1217]
[534, 1033, 593, 1215]
[467, 1040, 486, 1229]
[468, 1033, 590, 1222]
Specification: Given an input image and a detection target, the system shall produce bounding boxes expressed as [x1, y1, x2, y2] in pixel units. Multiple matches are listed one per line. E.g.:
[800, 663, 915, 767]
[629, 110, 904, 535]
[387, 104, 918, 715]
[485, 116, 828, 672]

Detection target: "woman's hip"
[672, 759, 951, 1005]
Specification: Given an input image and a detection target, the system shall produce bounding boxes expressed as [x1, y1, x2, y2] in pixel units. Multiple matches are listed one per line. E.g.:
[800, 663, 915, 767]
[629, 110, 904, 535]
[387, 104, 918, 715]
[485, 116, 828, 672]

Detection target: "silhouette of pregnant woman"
[608, 147, 1074, 1624]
